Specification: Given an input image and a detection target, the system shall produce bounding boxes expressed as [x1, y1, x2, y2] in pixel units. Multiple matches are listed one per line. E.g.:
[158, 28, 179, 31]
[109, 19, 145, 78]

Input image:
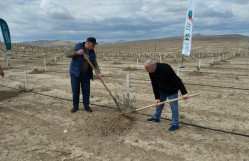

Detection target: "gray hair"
[145, 60, 156, 67]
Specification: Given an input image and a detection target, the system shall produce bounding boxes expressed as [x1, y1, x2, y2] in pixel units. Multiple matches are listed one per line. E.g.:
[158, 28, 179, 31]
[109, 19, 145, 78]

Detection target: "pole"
[177, 67, 180, 76]
[136, 58, 138, 68]
[24, 70, 29, 91]
[7, 58, 9, 69]
[126, 72, 130, 100]
[44, 57, 46, 72]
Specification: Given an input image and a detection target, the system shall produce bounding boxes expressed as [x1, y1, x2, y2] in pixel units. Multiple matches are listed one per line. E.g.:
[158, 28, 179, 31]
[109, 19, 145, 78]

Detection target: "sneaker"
[168, 125, 179, 131]
[71, 107, 79, 113]
[147, 117, 160, 122]
[85, 107, 93, 113]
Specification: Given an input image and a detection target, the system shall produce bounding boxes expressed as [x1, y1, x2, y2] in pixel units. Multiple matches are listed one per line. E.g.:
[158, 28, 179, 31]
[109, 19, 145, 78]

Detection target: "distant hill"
[96, 34, 249, 54]
[18, 34, 249, 49]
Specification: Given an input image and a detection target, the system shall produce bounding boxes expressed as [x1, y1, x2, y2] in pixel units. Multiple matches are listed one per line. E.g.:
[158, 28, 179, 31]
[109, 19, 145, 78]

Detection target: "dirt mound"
[219, 59, 230, 62]
[213, 62, 221, 65]
[112, 61, 121, 64]
[187, 71, 205, 76]
[123, 67, 137, 71]
[88, 109, 135, 136]
[0, 90, 24, 101]
[29, 69, 44, 74]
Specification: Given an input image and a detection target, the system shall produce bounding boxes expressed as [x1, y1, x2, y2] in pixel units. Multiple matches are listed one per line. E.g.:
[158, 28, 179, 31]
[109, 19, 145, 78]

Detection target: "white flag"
[182, 0, 196, 56]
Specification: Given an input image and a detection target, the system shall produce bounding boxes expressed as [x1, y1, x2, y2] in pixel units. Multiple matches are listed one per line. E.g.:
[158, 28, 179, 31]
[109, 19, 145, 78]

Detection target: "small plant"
[235, 76, 239, 80]
[115, 93, 136, 109]
[180, 114, 185, 119]
[209, 63, 214, 67]
[17, 84, 26, 91]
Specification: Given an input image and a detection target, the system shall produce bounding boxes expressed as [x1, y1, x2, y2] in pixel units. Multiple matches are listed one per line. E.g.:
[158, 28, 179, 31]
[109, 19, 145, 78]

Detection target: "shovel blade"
[131, 109, 137, 113]
[113, 98, 121, 110]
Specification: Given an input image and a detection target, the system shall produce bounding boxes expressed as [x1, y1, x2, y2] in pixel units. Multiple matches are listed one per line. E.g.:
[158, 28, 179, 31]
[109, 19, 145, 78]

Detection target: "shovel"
[129, 93, 199, 113]
[81, 50, 121, 110]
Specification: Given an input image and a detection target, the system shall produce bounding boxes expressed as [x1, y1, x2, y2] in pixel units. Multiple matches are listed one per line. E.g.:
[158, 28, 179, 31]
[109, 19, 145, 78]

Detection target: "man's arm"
[149, 74, 160, 100]
[93, 56, 101, 79]
[93, 56, 101, 74]
[65, 46, 78, 58]
[167, 65, 188, 95]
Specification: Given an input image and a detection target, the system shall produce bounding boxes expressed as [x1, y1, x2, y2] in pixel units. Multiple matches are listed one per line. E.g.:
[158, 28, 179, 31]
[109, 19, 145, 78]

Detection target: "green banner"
[0, 18, 11, 51]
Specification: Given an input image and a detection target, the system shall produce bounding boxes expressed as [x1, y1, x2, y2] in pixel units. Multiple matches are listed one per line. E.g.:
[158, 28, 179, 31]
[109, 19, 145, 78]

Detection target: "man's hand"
[182, 94, 189, 100]
[155, 99, 160, 106]
[77, 49, 84, 55]
[96, 73, 101, 79]
[0, 69, 4, 78]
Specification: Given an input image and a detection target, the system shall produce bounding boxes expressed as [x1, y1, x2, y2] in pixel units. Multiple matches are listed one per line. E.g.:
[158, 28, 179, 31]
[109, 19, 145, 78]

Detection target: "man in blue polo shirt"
[66, 37, 101, 113]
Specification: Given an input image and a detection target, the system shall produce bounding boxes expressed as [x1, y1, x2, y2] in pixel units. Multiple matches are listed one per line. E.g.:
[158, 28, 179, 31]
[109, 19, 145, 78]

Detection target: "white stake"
[136, 58, 139, 68]
[126, 72, 130, 100]
[44, 57, 47, 72]
[211, 57, 214, 64]
[177, 68, 180, 76]
[160, 55, 162, 63]
[24, 70, 29, 91]
[198, 59, 201, 69]
[7, 58, 9, 69]
[54, 56, 56, 64]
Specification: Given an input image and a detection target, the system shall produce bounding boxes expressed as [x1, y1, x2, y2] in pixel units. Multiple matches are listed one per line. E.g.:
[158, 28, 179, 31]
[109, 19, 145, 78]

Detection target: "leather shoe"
[168, 125, 179, 131]
[147, 117, 160, 122]
[85, 107, 93, 113]
[71, 107, 79, 113]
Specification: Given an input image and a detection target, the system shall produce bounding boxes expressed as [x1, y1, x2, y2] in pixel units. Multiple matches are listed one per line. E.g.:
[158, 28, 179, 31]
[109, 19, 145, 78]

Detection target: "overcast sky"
[0, 0, 249, 43]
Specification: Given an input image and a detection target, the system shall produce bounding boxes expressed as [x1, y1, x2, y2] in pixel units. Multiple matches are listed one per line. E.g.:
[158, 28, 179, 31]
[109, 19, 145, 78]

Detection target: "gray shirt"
[66, 47, 100, 74]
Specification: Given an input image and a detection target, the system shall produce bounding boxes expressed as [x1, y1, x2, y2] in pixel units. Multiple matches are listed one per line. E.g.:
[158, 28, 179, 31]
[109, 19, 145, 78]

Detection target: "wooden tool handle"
[81, 51, 99, 74]
[81, 50, 115, 98]
[135, 93, 199, 112]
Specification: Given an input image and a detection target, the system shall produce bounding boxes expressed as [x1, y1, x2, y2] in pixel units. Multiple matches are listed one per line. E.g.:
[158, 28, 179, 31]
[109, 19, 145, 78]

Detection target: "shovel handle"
[81, 50, 120, 109]
[134, 93, 199, 112]
[81, 51, 114, 97]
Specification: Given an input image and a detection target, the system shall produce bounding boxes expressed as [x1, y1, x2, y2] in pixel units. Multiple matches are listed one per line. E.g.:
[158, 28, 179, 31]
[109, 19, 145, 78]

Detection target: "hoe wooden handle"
[81, 50, 120, 109]
[81, 51, 114, 97]
[134, 93, 199, 112]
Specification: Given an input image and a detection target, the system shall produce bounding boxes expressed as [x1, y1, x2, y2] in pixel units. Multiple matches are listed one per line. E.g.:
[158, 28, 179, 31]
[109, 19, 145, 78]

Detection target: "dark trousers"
[71, 73, 90, 108]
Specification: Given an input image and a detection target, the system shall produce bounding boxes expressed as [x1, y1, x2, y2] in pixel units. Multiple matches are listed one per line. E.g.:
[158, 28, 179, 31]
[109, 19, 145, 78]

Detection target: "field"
[0, 34, 249, 160]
